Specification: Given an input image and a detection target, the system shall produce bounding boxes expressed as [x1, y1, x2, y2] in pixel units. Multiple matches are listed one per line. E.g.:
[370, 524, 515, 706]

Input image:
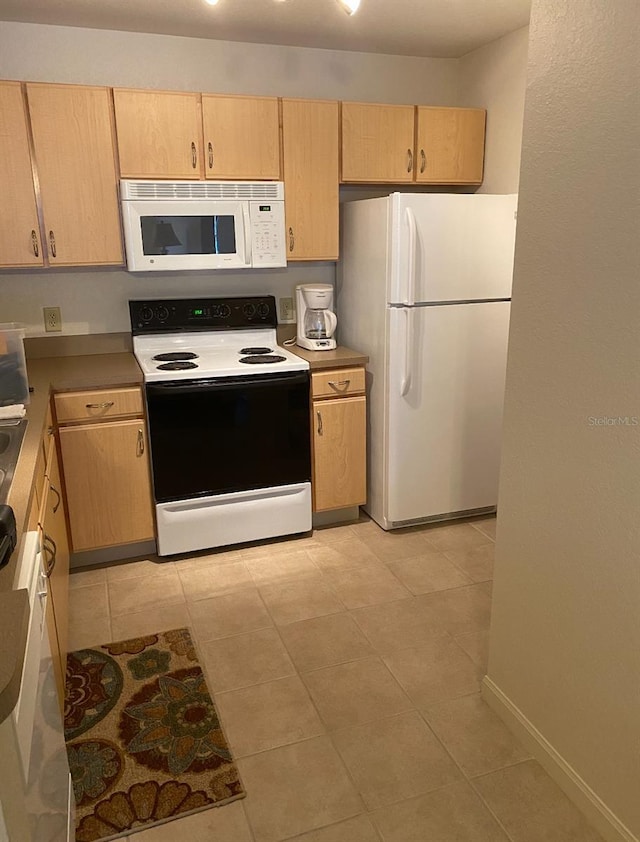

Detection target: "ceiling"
[0, 0, 531, 58]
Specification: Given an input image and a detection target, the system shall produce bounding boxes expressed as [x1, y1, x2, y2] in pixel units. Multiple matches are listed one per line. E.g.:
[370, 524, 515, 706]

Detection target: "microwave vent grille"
[121, 180, 284, 201]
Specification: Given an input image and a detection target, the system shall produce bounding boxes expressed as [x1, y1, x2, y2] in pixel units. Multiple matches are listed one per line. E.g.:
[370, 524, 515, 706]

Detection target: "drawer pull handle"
[317, 411, 323, 436]
[85, 401, 115, 410]
[328, 379, 351, 390]
[43, 533, 57, 577]
[136, 428, 145, 457]
[50, 483, 61, 514]
[420, 148, 426, 173]
[31, 230, 39, 257]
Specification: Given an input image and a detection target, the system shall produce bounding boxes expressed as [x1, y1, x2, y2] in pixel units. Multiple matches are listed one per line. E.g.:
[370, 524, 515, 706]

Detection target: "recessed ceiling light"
[204, 0, 220, 5]
[337, 0, 361, 13]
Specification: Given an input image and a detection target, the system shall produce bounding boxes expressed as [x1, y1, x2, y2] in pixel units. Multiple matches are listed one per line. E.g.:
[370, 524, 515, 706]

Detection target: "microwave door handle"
[242, 205, 252, 266]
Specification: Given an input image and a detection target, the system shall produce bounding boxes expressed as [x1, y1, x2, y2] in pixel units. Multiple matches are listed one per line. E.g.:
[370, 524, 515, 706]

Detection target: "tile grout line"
[413, 699, 519, 842]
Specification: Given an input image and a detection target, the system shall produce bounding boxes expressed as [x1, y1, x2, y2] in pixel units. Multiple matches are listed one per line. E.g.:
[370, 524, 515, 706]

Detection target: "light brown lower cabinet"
[59, 418, 155, 552]
[39, 434, 70, 710]
[312, 394, 366, 512]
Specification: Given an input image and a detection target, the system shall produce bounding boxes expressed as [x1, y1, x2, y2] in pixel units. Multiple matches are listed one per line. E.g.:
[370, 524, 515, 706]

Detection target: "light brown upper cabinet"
[341, 102, 415, 183]
[416, 107, 486, 184]
[340, 103, 486, 186]
[282, 98, 339, 261]
[26, 83, 123, 266]
[202, 94, 280, 180]
[0, 82, 42, 267]
[113, 89, 204, 179]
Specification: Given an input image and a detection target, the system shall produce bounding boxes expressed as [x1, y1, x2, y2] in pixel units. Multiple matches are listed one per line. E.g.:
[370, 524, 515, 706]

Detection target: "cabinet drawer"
[311, 367, 365, 399]
[54, 387, 143, 423]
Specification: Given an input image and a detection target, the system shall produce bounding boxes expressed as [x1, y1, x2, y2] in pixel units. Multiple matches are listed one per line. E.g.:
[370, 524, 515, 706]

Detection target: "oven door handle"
[146, 372, 309, 394]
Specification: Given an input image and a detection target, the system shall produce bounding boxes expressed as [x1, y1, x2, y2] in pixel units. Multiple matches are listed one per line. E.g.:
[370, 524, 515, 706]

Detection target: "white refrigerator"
[338, 193, 518, 530]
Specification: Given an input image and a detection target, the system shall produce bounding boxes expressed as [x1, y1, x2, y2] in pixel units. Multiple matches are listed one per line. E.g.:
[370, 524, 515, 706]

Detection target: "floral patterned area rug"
[64, 628, 245, 842]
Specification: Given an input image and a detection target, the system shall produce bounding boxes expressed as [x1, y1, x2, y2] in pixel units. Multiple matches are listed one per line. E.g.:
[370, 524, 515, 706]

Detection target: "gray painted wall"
[488, 0, 640, 836]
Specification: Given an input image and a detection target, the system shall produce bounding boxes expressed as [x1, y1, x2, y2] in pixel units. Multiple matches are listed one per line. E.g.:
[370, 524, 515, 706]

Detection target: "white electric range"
[130, 296, 312, 556]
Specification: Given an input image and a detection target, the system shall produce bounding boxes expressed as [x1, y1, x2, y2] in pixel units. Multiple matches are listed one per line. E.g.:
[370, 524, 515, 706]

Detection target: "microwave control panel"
[249, 201, 286, 266]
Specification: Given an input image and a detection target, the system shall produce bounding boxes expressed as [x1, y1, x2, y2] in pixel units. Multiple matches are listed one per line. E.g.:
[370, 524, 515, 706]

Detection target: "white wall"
[458, 26, 529, 193]
[0, 20, 461, 336]
[487, 0, 640, 838]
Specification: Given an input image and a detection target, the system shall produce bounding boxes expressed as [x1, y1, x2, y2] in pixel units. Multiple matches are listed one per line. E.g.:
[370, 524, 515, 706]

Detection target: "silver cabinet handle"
[85, 401, 114, 410]
[136, 428, 145, 457]
[31, 230, 39, 257]
[407, 149, 413, 173]
[316, 411, 323, 436]
[49, 230, 57, 258]
[50, 483, 61, 514]
[191, 142, 197, 169]
[43, 533, 57, 577]
[420, 149, 426, 173]
[208, 142, 214, 169]
[328, 379, 350, 391]
[288, 227, 295, 253]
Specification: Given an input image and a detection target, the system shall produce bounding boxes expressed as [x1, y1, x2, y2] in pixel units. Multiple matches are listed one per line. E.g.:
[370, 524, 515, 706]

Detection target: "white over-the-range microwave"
[120, 180, 287, 271]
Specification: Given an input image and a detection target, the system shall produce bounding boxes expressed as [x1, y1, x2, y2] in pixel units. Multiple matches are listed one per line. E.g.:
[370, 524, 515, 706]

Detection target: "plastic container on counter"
[0, 323, 30, 407]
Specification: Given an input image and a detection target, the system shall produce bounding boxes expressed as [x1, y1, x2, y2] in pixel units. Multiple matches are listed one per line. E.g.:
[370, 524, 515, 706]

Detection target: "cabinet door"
[0, 82, 42, 267]
[114, 89, 203, 178]
[26, 83, 123, 265]
[313, 396, 366, 512]
[42, 435, 70, 696]
[59, 419, 155, 552]
[282, 99, 339, 261]
[202, 94, 280, 180]
[341, 102, 415, 183]
[416, 107, 486, 184]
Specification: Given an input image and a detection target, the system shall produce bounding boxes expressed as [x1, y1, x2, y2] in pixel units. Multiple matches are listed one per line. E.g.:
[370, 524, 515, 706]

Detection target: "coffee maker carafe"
[295, 284, 337, 351]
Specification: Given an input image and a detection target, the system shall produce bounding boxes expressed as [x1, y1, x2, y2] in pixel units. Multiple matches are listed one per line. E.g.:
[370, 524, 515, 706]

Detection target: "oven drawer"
[54, 387, 143, 423]
[311, 367, 365, 399]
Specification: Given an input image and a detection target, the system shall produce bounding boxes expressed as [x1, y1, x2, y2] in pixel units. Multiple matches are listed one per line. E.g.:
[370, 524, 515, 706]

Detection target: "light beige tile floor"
[68, 513, 604, 842]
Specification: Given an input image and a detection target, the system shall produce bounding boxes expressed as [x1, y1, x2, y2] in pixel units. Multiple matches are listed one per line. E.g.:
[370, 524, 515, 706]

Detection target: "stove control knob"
[219, 304, 231, 319]
[257, 302, 270, 317]
[139, 306, 154, 323]
[210, 305, 220, 318]
[155, 305, 169, 322]
[243, 303, 256, 318]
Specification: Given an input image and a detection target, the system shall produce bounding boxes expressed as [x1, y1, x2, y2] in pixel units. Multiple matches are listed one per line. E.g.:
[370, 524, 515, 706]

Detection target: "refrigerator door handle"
[405, 206, 418, 305]
[400, 307, 413, 397]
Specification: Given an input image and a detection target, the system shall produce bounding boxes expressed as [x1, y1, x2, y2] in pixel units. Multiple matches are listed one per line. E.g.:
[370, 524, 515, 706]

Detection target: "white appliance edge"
[338, 193, 517, 529]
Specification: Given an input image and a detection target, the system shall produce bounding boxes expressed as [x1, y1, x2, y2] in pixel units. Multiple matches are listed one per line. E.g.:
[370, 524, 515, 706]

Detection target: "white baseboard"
[482, 677, 638, 842]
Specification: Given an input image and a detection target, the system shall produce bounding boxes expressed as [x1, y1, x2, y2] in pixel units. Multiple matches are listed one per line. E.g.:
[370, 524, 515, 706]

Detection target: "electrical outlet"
[43, 307, 62, 333]
[279, 296, 296, 323]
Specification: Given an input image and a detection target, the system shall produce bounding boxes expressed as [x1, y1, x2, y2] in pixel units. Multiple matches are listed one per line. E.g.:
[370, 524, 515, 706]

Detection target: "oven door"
[122, 199, 250, 271]
[146, 371, 311, 503]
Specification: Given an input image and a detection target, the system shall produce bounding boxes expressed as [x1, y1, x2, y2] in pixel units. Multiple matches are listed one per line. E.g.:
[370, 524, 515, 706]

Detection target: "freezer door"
[388, 193, 517, 305]
[385, 302, 510, 524]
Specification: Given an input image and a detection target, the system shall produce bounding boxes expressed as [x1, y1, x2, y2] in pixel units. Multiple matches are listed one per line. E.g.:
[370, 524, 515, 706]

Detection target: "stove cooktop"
[131, 297, 309, 382]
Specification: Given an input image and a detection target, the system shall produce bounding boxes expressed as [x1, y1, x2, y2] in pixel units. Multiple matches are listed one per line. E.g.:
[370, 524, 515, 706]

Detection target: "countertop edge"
[288, 345, 369, 370]
[0, 589, 29, 724]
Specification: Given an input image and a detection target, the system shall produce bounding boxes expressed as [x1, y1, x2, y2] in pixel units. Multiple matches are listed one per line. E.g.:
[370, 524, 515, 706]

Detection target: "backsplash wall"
[0, 265, 333, 335]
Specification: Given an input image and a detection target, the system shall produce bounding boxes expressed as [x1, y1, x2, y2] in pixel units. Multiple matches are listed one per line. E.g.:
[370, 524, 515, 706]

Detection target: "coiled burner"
[156, 361, 199, 371]
[153, 352, 199, 361]
[239, 355, 286, 365]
